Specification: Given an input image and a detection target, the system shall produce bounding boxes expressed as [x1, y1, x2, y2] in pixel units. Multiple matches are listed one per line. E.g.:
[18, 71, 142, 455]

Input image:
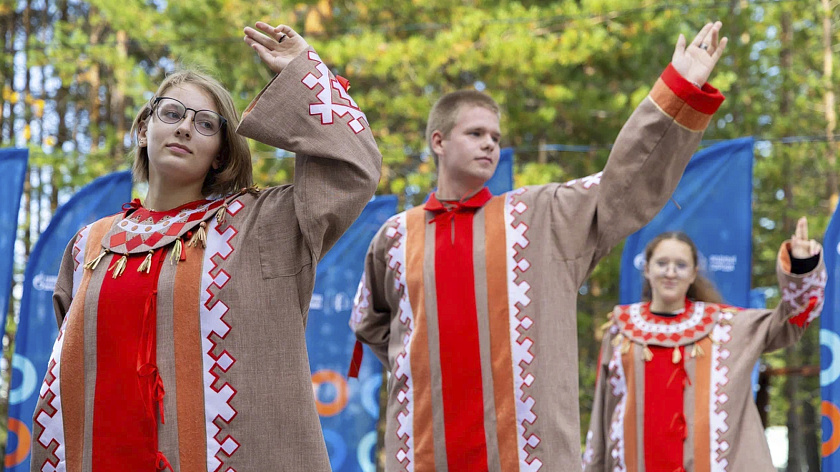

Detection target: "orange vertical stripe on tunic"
[173, 243, 207, 470]
[623, 347, 638, 472]
[693, 338, 713, 472]
[405, 207, 435, 469]
[484, 196, 520, 472]
[61, 216, 115, 472]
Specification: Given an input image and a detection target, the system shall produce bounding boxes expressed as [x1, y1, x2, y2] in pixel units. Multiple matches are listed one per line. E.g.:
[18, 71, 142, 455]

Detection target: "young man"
[351, 23, 728, 471]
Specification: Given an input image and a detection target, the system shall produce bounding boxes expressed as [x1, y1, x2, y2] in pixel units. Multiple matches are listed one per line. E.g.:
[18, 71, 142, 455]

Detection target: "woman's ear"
[137, 121, 148, 147]
[212, 156, 221, 170]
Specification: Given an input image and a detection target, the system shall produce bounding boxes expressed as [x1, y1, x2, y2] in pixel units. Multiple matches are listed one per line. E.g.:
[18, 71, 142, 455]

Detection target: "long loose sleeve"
[532, 65, 726, 285]
[237, 48, 382, 261]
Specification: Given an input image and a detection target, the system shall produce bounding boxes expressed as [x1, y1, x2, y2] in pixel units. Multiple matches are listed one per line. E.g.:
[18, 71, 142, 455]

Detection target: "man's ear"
[430, 130, 445, 158]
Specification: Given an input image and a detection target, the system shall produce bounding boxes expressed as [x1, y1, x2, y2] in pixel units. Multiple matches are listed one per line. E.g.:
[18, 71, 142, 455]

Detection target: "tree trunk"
[87, 8, 103, 154]
[54, 0, 70, 207]
[113, 29, 128, 159]
[5, 5, 16, 143]
[22, 0, 32, 257]
[780, 11, 794, 235]
[823, 0, 838, 212]
[785, 371, 803, 471]
[0, 4, 9, 139]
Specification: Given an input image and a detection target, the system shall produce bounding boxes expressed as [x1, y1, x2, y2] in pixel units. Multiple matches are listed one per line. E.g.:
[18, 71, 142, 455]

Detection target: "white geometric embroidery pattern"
[504, 188, 542, 471]
[384, 214, 415, 472]
[607, 344, 627, 472]
[34, 322, 68, 472]
[226, 200, 244, 216]
[71, 225, 91, 298]
[350, 279, 371, 330]
[115, 199, 220, 235]
[629, 302, 706, 334]
[781, 268, 827, 324]
[302, 51, 368, 134]
[582, 429, 595, 470]
[710, 310, 734, 472]
[565, 171, 603, 189]
[201, 208, 241, 472]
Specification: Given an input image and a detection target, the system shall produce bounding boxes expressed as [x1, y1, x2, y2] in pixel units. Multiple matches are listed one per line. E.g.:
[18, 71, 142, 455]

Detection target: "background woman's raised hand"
[671, 21, 728, 87]
[244, 23, 310, 74]
[791, 216, 821, 259]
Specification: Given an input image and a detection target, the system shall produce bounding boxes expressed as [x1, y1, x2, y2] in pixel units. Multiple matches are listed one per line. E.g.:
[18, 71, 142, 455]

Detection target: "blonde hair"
[426, 90, 500, 166]
[641, 231, 723, 304]
[131, 70, 252, 197]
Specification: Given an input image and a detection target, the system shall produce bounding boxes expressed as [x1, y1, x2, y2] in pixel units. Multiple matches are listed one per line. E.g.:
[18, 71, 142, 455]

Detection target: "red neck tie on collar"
[429, 201, 468, 226]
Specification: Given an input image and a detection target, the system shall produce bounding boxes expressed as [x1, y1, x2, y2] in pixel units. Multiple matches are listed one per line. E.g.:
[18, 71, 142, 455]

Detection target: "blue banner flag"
[0, 149, 28, 338]
[821, 203, 840, 467]
[306, 196, 399, 471]
[5, 170, 132, 471]
[619, 137, 755, 307]
[486, 147, 514, 195]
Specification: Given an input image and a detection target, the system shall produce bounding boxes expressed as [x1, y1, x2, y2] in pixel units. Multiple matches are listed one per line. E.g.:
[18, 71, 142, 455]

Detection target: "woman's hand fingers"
[243, 23, 309, 74]
[795, 216, 809, 241]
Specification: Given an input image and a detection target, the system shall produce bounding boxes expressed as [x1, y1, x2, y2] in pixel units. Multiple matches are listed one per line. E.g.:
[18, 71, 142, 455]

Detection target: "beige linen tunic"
[582, 243, 827, 472]
[351, 65, 724, 471]
[31, 48, 381, 471]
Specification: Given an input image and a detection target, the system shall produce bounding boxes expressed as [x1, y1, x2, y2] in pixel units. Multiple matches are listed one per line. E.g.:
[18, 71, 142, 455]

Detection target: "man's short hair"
[426, 90, 500, 166]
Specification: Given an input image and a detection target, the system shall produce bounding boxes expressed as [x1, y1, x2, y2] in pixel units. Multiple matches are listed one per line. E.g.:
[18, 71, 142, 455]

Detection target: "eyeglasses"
[649, 259, 695, 278]
[150, 97, 227, 136]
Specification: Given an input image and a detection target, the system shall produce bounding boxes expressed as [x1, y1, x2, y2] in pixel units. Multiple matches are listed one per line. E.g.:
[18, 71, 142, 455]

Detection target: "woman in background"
[583, 218, 825, 471]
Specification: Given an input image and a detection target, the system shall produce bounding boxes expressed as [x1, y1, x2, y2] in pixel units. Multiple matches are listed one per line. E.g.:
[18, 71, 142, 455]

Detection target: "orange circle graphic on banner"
[823, 401, 840, 457]
[5, 417, 31, 467]
[312, 370, 348, 417]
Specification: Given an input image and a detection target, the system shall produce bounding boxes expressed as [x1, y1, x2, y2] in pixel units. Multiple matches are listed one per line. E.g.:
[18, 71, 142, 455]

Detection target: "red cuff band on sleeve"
[660, 63, 725, 115]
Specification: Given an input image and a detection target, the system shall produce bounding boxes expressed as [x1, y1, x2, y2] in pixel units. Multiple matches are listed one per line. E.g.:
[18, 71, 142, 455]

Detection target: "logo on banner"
[822, 202, 840, 465]
[708, 254, 737, 272]
[822, 328, 840, 458]
[32, 273, 57, 291]
[6, 354, 39, 467]
[310, 293, 323, 310]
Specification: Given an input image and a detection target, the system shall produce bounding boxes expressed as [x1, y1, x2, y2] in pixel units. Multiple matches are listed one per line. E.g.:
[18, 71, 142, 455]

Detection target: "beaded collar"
[103, 197, 227, 255]
[612, 300, 723, 347]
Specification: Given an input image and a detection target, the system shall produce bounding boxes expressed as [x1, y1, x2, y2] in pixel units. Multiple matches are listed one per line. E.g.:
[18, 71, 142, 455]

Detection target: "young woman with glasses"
[582, 218, 826, 472]
[30, 23, 381, 471]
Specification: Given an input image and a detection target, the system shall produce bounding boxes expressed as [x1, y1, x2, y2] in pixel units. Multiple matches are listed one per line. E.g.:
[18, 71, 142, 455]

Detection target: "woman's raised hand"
[671, 21, 728, 87]
[791, 216, 821, 259]
[244, 23, 309, 74]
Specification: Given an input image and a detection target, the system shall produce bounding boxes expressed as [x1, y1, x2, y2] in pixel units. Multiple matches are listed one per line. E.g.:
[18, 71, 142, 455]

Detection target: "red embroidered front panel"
[644, 345, 688, 471]
[92, 251, 168, 471]
[433, 208, 489, 472]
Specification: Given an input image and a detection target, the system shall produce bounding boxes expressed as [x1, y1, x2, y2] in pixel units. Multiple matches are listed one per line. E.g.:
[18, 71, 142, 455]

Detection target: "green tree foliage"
[0, 0, 836, 467]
